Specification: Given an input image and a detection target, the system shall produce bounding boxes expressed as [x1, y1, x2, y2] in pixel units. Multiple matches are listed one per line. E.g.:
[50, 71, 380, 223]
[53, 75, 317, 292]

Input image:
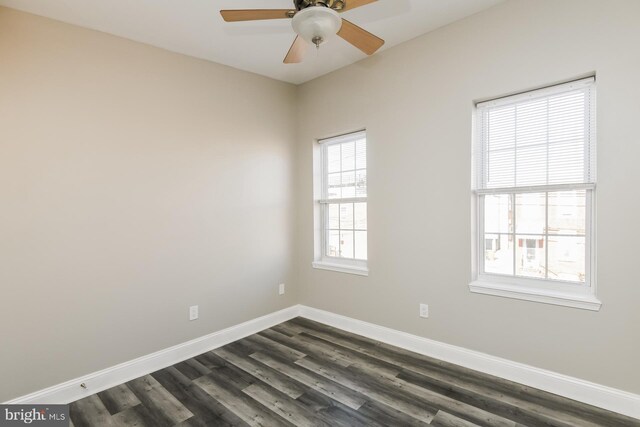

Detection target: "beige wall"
[0, 7, 297, 401]
[296, 0, 640, 394]
[3, 0, 639, 403]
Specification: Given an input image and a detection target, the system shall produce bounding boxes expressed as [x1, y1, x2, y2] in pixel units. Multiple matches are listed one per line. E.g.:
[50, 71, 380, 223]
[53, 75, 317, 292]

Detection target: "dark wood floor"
[70, 317, 640, 427]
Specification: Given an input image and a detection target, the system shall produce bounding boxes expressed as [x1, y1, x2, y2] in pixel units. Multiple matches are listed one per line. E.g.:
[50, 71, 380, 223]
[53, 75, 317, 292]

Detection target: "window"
[470, 77, 600, 310]
[313, 131, 368, 275]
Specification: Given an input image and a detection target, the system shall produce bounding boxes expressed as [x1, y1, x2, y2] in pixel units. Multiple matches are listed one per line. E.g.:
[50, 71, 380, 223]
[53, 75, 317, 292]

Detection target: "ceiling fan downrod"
[295, 0, 346, 11]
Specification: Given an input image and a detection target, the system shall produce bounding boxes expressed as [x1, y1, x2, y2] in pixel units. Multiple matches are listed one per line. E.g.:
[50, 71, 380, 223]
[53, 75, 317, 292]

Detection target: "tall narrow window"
[471, 77, 600, 310]
[313, 131, 368, 276]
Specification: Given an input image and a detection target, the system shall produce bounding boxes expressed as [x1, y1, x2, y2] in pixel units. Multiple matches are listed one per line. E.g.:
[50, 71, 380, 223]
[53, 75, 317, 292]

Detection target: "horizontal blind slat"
[475, 183, 596, 195]
[319, 197, 368, 204]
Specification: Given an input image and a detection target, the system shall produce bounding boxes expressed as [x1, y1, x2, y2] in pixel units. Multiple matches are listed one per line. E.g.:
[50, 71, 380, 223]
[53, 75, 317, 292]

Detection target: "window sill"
[312, 261, 369, 277]
[469, 280, 602, 311]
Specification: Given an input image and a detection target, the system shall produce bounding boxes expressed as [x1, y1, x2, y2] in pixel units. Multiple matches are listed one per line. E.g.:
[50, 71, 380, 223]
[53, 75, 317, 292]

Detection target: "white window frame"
[312, 131, 369, 276]
[470, 78, 601, 311]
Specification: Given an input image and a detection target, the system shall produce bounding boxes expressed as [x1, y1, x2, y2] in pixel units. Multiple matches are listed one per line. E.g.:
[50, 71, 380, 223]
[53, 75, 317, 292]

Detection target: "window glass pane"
[356, 139, 367, 170]
[483, 194, 511, 233]
[328, 173, 341, 199]
[342, 171, 356, 198]
[515, 235, 545, 278]
[515, 193, 545, 234]
[327, 230, 340, 257]
[484, 233, 514, 275]
[548, 190, 586, 235]
[355, 231, 367, 260]
[327, 144, 341, 173]
[328, 204, 339, 229]
[341, 141, 355, 171]
[340, 203, 354, 229]
[354, 203, 367, 230]
[355, 170, 367, 197]
[340, 231, 354, 258]
[548, 236, 585, 283]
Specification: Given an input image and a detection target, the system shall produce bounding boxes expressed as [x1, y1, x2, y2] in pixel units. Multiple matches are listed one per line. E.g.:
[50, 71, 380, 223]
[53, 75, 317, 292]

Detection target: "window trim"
[470, 78, 600, 311]
[312, 130, 369, 276]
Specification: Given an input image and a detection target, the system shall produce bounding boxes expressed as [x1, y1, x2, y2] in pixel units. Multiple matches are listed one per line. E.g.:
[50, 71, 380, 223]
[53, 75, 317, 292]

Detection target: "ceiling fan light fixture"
[291, 6, 342, 48]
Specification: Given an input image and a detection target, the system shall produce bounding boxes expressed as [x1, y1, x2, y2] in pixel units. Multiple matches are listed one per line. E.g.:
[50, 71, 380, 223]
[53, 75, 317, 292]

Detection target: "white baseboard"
[6, 303, 639, 420]
[298, 305, 640, 420]
[5, 305, 301, 405]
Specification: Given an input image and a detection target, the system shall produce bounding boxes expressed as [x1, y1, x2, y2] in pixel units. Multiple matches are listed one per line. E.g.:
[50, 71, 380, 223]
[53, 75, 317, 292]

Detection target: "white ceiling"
[0, 0, 504, 84]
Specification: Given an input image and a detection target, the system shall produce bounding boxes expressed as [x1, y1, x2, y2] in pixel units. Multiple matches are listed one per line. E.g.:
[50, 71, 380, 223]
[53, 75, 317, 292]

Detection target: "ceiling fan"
[220, 0, 384, 64]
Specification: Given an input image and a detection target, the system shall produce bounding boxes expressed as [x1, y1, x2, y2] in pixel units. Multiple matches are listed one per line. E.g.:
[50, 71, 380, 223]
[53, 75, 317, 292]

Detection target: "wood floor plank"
[290, 320, 433, 377]
[431, 410, 481, 427]
[347, 360, 517, 427]
[260, 329, 353, 367]
[250, 351, 367, 410]
[295, 389, 384, 427]
[242, 334, 306, 362]
[270, 323, 299, 337]
[292, 317, 492, 384]
[357, 400, 431, 427]
[213, 346, 309, 399]
[127, 375, 194, 426]
[222, 339, 261, 357]
[294, 355, 438, 423]
[243, 382, 332, 427]
[173, 417, 203, 427]
[151, 366, 249, 427]
[277, 321, 308, 336]
[195, 351, 258, 390]
[70, 394, 116, 427]
[397, 366, 600, 427]
[296, 331, 402, 378]
[111, 404, 158, 427]
[497, 382, 640, 427]
[174, 358, 211, 380]
[194, 373, 294, 427]
[289, 318, 384, 349]
[97, 384, 141, 415]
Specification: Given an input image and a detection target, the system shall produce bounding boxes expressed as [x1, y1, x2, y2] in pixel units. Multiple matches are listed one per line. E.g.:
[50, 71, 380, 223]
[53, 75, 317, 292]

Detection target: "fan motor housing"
[295, 0, 345, 11]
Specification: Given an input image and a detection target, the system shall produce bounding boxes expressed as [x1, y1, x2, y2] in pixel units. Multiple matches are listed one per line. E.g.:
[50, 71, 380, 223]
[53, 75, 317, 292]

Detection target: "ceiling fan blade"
[340, 0, 378, 12]
[220, 9, 293, 22]
[284, 36, 307, 64]
[337, 19, 385, 55]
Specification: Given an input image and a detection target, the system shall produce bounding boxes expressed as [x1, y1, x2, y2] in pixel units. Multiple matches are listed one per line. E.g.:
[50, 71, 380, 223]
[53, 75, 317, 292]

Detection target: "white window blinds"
[474, 77, 596, 193]
[320, 131, 367, 202]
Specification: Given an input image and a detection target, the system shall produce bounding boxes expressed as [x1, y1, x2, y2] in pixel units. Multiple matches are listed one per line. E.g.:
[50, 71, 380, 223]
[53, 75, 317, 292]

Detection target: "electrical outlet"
[189, 305, 199, 321]
[279, 283, 285, 295]
[419, 303, 429, 318]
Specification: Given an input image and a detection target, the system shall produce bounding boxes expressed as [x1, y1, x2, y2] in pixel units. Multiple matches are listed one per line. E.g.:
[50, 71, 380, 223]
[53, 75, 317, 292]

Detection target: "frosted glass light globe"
[292, 6, 342, 47]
